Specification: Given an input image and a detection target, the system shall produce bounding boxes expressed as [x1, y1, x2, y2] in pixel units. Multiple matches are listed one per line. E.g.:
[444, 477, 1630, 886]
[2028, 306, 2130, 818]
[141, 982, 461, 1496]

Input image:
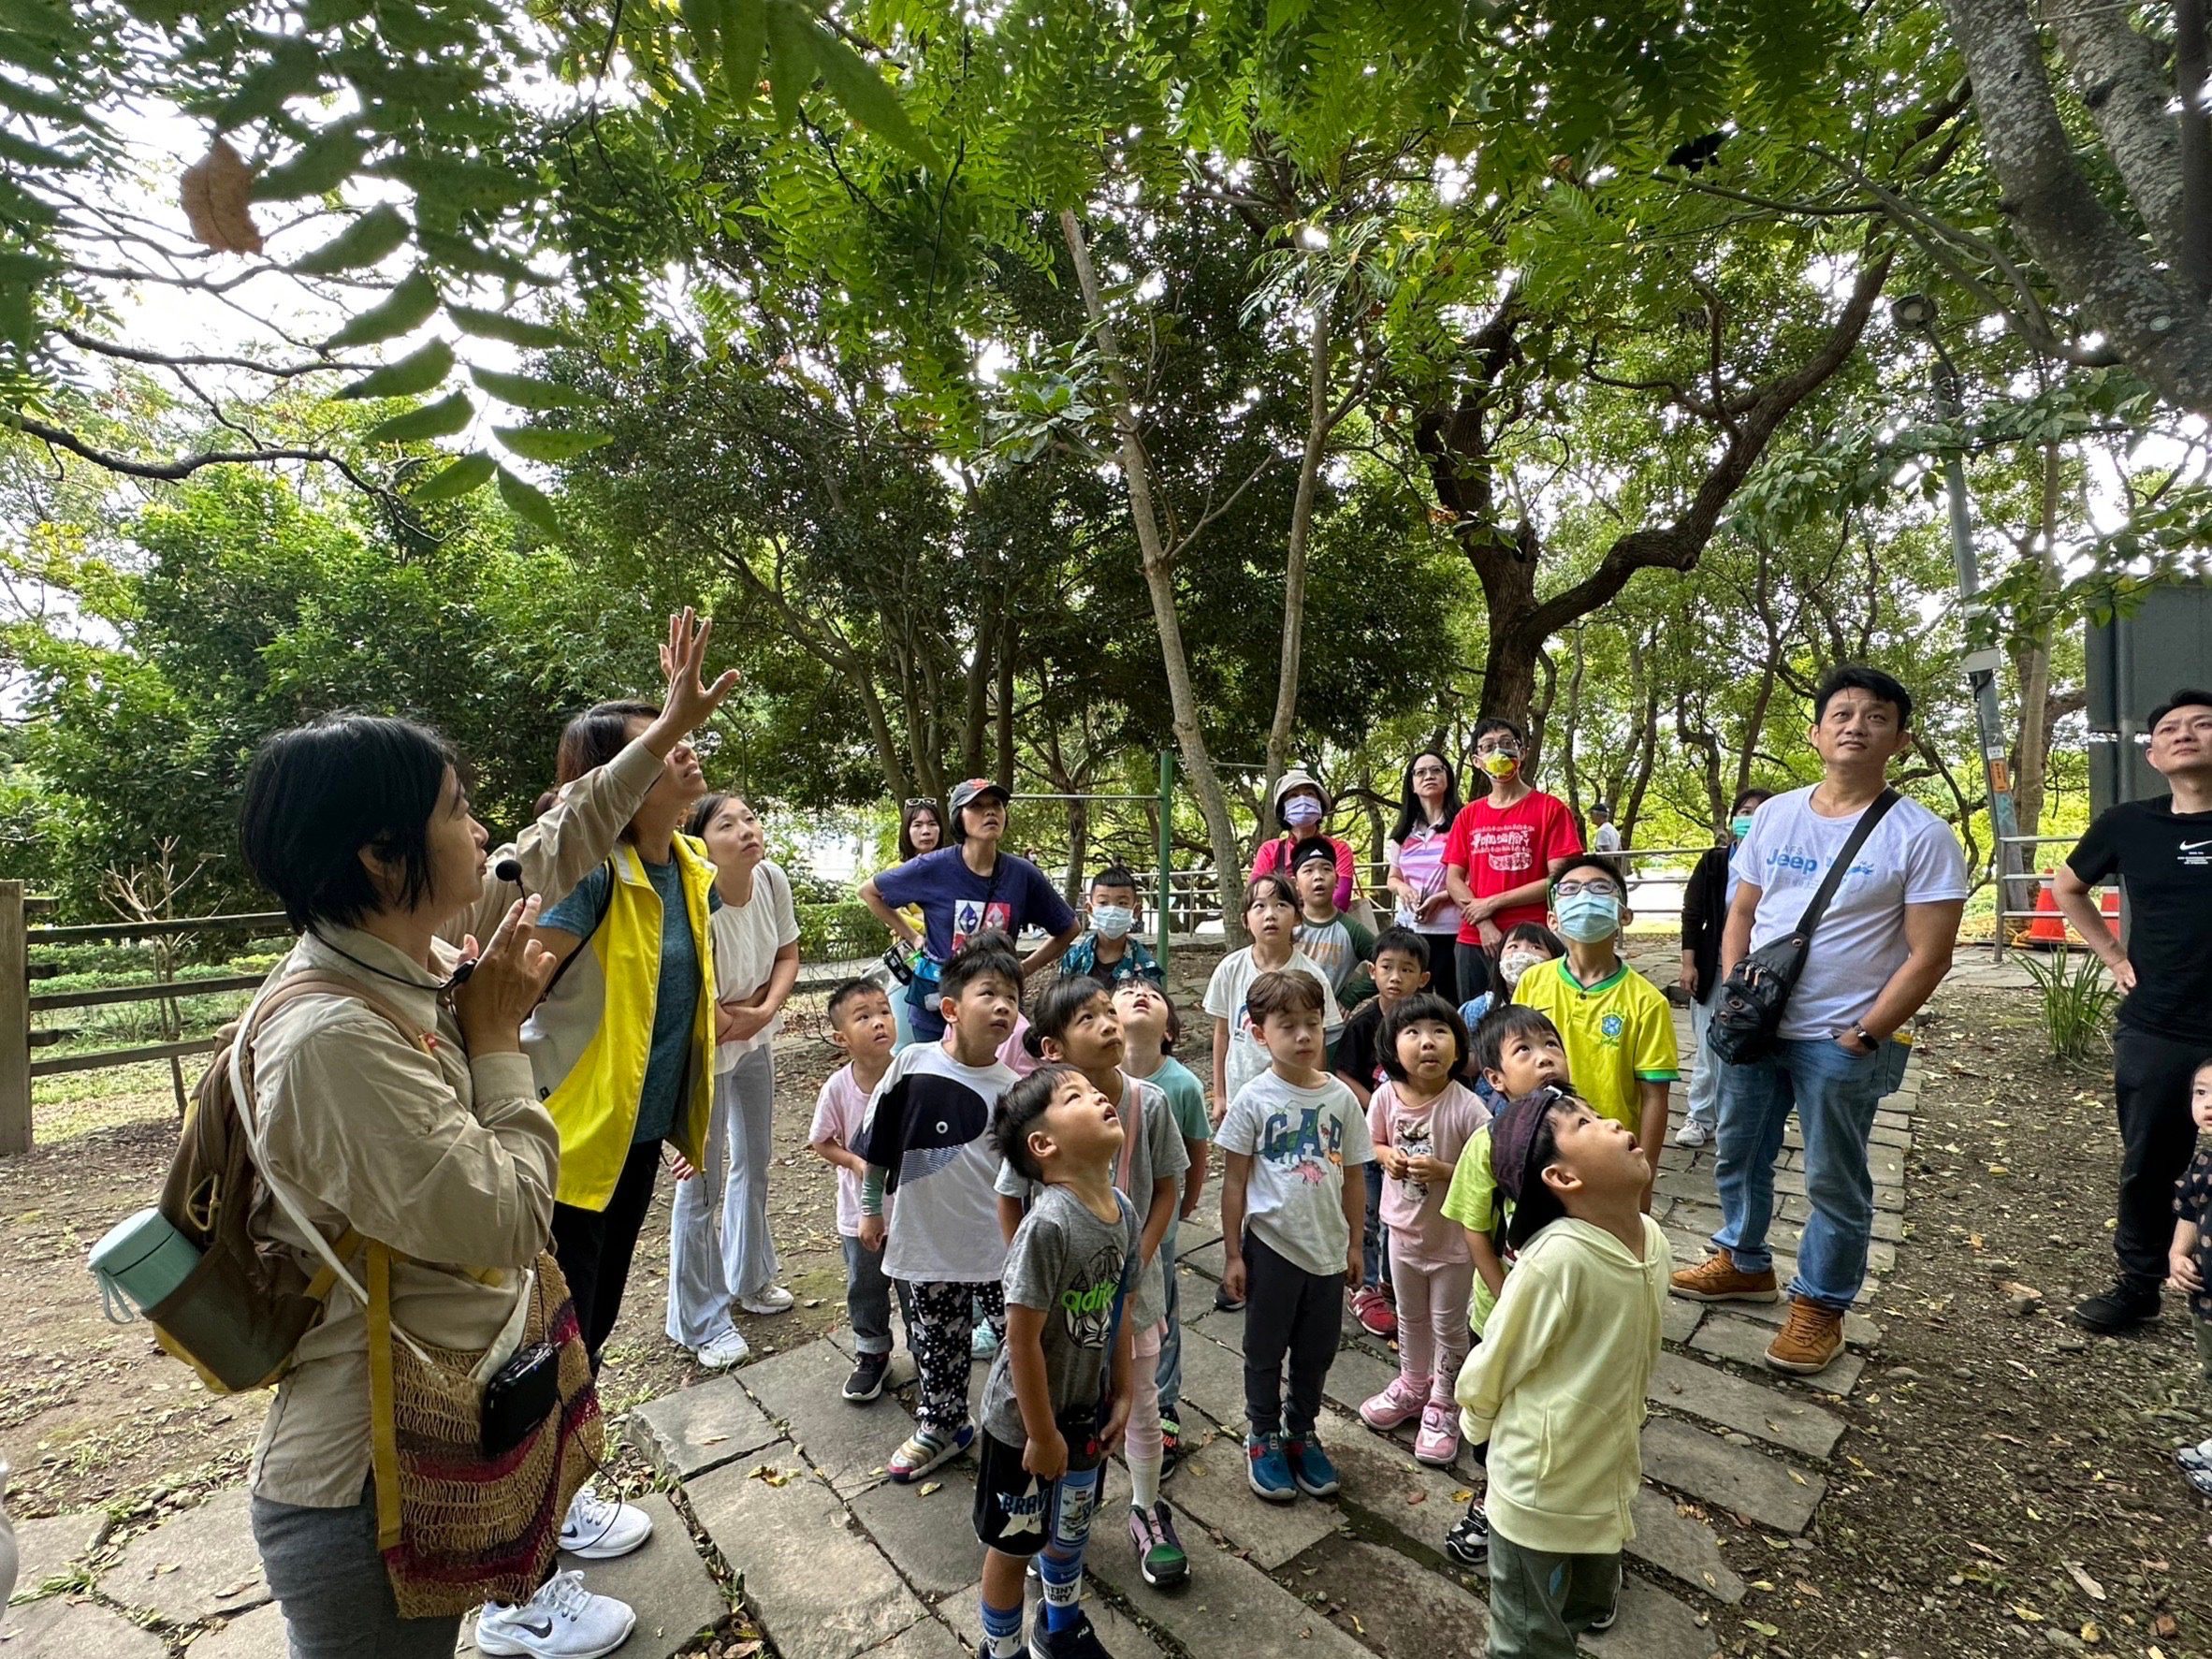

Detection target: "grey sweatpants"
[1486, 1533, 1621, 1659]
[250, 1481, 460, 1659]
[667, 1046, 781, 1349]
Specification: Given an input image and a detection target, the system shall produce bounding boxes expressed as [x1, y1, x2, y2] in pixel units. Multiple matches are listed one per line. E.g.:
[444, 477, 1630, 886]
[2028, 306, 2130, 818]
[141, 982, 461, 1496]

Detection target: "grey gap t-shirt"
[980, 1185, 1139, 1452]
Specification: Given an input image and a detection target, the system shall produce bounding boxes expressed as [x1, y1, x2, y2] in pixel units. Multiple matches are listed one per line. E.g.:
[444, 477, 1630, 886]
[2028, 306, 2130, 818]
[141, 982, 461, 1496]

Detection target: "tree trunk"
[1557, 624, 1587, 817]
[2007, 440, 2061, 916]
[1262, 294, 1339, 805]
[1061, 207, 1250, 946]
[1621, 669, 1661, 846]
[995, 612, 1017, 792]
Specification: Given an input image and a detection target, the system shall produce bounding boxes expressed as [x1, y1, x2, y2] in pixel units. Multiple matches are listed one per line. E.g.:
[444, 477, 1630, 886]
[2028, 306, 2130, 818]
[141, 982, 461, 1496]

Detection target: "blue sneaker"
[1245, 1431, 1296, 1502]
[1284, 1433, 1339, 1497]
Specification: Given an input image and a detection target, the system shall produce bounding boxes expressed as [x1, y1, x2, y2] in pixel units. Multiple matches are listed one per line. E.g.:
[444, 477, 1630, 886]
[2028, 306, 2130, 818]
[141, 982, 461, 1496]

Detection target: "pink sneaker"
[1414, 1402, 1460, 1466]
[1351, 1285, 1397, 1340]
[1360, 1375, 1426, 1433]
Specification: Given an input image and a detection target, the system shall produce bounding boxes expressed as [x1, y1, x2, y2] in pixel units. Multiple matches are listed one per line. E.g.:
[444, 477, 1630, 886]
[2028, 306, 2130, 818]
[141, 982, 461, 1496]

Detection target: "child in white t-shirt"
[1204, 874, 1341, 1123]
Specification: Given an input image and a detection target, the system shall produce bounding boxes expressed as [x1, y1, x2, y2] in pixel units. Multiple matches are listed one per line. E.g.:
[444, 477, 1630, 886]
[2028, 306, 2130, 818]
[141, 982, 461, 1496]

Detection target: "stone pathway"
[5, 1007, 1918, 1659]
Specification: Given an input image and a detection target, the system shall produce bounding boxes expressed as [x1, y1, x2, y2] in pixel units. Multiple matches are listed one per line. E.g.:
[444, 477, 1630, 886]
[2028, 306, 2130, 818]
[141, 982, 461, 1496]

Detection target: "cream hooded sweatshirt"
[1454, 1213, 1671, 1555]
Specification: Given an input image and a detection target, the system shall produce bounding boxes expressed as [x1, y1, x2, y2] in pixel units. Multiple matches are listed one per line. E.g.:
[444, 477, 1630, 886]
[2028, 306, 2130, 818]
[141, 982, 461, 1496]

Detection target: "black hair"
[1471, 716, 1524, 750]
[1812, 663, 1914, 729]
[240, 715, 458, 932]
[939, 929, 1024, 1003]
[1729, 786, 1774, 817]
[1377, 992, 1472, 1082]
[557, 700, 660, 843]
[1090, 863, 1139, 896]
[1023, 973, 1113, 1058]
[685, 791, 729, 839]
[827, 977, 890, 1025]
[1504, 1093, 1571, 1249]
[992, 1063, 1081, 1184]
[1391, 749, 1463, 846]
[1373, 924, 1432, 967]
[1244, 872, 1298, 911]
[1472, 1003, 1563, 1080]
[1159, 985, 1182, 1045]
[2148, 689, 2212, 730]
[897, 798, 944, 863]
[1501, 921, 1565, 958]
[1550, 852, 1625, 893]
[1246, 968, 1327, 1026]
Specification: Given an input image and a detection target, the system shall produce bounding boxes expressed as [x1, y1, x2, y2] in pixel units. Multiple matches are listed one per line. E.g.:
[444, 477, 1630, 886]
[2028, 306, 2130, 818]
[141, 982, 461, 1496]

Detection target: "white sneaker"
[475, 1570, 636, 1659]
[738, 1284, 794, 1316]
[559, 1484, 652, 1560]
[1673, 1119, 1710, 1148]
[693, 1329, 751, 1370]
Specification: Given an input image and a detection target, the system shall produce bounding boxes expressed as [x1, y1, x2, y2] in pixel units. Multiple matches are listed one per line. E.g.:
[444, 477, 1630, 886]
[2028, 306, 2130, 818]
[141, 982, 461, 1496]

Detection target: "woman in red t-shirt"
[1251, 768, 1357, 911]
[1442, 717, 1582, 997]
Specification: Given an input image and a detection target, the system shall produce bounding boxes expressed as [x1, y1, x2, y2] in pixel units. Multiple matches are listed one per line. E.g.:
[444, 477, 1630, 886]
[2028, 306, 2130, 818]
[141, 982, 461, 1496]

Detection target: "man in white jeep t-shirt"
[1670, 666, 1968, 1376]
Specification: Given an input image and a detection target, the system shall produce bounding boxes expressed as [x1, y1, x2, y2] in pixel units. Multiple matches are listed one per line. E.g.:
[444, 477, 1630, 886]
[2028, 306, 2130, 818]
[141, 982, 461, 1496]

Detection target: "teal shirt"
[1148, 1055, 1212, 1143]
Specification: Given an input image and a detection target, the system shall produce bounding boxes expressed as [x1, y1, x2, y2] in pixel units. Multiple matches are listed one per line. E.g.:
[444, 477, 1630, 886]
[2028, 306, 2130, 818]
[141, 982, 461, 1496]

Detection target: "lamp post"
[1891, 294, 2023, 953]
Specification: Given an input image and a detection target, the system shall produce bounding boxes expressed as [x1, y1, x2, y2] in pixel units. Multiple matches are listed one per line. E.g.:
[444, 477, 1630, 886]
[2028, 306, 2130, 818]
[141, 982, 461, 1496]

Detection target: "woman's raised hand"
[647, 607, 740, 756]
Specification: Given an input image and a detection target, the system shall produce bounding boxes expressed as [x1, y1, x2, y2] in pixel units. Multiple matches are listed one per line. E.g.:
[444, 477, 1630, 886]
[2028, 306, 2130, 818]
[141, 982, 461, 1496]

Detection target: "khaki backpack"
[145, 974, 424, 1393]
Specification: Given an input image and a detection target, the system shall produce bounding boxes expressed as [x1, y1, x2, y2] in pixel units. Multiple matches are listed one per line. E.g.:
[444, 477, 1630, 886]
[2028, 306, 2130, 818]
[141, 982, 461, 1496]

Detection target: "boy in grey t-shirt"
[973, 1066, 1138, 1659]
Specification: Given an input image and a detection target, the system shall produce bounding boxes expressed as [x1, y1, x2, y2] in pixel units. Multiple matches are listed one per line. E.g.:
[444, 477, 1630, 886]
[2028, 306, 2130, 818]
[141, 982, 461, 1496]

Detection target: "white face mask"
[1092, 904, 1135, 939]
[1499, 950, 1546, 988]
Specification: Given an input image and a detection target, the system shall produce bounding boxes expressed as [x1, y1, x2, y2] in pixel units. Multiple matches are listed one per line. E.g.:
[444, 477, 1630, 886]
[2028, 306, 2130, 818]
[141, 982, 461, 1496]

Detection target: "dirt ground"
[7, 965, 2212, 1658]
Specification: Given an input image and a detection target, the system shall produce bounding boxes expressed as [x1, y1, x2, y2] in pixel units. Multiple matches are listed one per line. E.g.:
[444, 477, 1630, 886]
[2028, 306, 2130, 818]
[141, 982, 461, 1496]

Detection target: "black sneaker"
[1028, 1608, 1113, 1659]
[1584, 1565, 1623, 1632]
[2073, 1281, 2161, 1333]
[1442, 1503, 1489, 1567]
[842, 1351, 891, 1403]
[1213, 1284, 1244, 1313]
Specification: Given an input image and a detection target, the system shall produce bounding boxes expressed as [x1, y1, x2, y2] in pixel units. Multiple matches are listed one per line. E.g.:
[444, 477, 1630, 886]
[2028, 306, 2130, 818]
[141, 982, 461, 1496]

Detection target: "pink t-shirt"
[808, 1063, 883, 1238]
[1368, 1079, 1490, 1262]
[1251, 834, 1355, 912]
[1443, 791, 1582, 941]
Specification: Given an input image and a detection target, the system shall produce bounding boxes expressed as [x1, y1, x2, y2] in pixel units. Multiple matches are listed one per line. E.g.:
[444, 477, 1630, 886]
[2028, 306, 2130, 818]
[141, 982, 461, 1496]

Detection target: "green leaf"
[334, 338, 455, 400]
[409, 450, 497, 502]
[679, 0, 720, 61]
[324, 270, 440, 348]
[252, 126, 366, 200]
[294, 204, 410, 275]
[763, 0, 816, 130]
[362, 391, 474, 444]
[447, 303, 572, 349]
[718, 0, 766, 104]
[810, 26, 938, 167]
[496, 464, 560, 531]
[470, 365, 601, 410]
[494, 425, 612, 462]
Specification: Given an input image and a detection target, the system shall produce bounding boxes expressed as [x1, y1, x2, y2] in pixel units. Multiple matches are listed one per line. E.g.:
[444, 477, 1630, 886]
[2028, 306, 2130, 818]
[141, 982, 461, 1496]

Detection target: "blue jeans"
[1710, 1035, 1908, 1311]
[1156, 1216, 1183, 1419]
[1361, 1162, 1392, 1290]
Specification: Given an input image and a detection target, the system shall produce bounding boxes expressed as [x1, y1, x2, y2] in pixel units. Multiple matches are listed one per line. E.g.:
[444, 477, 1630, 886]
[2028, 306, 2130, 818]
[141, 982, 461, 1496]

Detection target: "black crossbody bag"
[1707, 789, 1899, 1066]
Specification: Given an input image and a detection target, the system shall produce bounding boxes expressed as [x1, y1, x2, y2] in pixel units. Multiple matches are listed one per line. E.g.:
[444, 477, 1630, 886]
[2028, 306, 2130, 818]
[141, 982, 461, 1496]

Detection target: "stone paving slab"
[0, 1594, 167, 1659]
[1666, 1201, 1896, 1273]
[186, 1602, 286, 1659]
[630, 1372, 786, 1479]
[1639, 1418, 1825, 1535]
[455, 1495, 728, 1659]
[848, 1463, 986, 1600]
[1582, 1573, 1719, 1659]
[1298, 1535, 1490, 1659]
[6, 1507, 108, 1601]
[1648, 1353, 1845, 1461]
[1170, 1316, 1253, 1433]
[102, 1485, 269, 1625]
[690, 1455, 931, 1659]
[946, 1577, 1172, 1659]
[1157, 1431, 1341, 1568]
[737, 1336, 905, 1495]
[1627, 1486, 1747, 1606]
[864, 1610, 974, 1659]
[1724, 1295, 1885, 1348]
[1776, 1192, 1908, 1240]
[1663, 1298, 1706, 1346]
[1688, 1314, 1867, 1397]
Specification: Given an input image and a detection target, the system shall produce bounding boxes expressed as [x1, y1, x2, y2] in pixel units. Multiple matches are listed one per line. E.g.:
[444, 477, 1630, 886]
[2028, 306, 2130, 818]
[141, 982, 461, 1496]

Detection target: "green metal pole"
[1156, 748, 1175, 972]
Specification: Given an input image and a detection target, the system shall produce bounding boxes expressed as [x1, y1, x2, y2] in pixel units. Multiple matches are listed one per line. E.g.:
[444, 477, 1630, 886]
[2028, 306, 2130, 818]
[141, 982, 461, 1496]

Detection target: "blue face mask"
[1092, 904, 1135, 939]
[1554, 891, 1621, 944]
[1730, 814, 1754, 839]
[1283, 795, 1323, 828]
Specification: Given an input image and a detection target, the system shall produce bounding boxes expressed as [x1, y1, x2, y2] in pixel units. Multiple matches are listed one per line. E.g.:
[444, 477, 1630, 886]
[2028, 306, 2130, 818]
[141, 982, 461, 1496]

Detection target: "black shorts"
[970, 1424, 1102, 1557]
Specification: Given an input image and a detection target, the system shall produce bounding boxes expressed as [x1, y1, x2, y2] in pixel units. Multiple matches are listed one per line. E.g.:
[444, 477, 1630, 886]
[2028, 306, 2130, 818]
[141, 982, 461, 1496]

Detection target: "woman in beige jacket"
[237, 615, 733, 1659]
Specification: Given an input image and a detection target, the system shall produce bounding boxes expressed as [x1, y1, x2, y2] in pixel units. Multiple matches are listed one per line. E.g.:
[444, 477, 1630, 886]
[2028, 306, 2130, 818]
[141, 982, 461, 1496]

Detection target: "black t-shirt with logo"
[2067, 796, 2212, 1042]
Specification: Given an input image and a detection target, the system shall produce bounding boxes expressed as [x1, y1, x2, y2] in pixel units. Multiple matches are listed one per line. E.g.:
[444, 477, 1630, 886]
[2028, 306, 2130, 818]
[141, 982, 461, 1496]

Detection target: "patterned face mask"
[1499, 949, 1546, 987]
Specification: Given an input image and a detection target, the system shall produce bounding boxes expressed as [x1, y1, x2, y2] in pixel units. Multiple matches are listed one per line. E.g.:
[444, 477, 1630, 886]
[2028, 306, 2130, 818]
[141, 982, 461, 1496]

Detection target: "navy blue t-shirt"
[543, 856, 714, 1143]
[873, 846, 1076, 964]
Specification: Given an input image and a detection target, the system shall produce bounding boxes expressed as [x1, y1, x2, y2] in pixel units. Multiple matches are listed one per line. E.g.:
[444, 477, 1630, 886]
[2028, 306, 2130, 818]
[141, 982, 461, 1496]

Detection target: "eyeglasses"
[903, 799, 938, 810]
[1552, 880, 1620, 899]
[1411, 764, 1448, 778]
[1474, 741, 1522, 758]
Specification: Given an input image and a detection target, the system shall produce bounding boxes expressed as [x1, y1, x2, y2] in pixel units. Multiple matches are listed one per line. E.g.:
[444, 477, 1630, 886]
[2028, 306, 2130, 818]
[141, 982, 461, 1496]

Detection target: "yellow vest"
[531, 838, 718, 1211]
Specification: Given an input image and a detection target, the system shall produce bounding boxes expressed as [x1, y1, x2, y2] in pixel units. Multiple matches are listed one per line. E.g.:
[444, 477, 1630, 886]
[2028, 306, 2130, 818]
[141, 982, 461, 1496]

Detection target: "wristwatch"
[1845, 1021, 1878, 1051]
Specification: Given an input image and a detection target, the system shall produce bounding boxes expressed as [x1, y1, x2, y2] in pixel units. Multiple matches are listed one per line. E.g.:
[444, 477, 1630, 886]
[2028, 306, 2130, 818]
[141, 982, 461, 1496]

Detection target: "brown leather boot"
[1668, 1246, 1780, 1303]
[1763, 1297, 1844, 1374]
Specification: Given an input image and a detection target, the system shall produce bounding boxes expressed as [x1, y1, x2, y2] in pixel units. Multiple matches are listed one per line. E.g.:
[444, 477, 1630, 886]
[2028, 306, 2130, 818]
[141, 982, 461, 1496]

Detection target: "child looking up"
[1217, 971, 1373, 1504]
[1060, 865, 1164, 987]
[1360, 995, 1490, 1466]
[1205, 874, 1341, 1125]
[1455, 1088, 1671, 1656]
[1463, 923, 1565, 1047]
[1332, 924, 1433, 1340]
[858, 933, 1024, 1481]
[808, 979, 911, 1404]
[1512, 855, 1677, 1206]
[973, 1067, 1140, 1659]
[994, 979, 1191, 1589]
[1111, 982, 1211, 1468]
[1437, 1004, 1571, 1569]
[1290, 837, 1375, 1002]
[2168, 1058, 2212, 1496]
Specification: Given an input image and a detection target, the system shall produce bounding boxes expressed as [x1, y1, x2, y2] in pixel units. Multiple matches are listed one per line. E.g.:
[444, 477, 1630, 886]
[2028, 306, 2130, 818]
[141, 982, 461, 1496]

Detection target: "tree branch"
[10, 414, 386, 494]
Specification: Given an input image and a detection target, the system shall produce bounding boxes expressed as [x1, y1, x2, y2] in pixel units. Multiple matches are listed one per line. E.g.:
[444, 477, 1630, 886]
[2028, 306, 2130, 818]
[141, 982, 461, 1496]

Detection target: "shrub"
[2019, 945, 2120, 1062]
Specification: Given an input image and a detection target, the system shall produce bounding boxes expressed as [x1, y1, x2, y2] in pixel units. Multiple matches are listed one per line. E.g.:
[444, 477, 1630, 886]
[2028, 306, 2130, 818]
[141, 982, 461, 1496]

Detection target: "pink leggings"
[1125, 1320, 1163, 1463]
[1388, 1238, 1474, 1404]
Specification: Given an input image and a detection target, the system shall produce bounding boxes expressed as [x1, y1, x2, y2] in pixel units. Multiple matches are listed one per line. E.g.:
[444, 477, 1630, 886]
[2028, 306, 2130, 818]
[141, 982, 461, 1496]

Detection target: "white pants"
[666, 1045, 780, 1349]
[1684, 987, 1719, 1128]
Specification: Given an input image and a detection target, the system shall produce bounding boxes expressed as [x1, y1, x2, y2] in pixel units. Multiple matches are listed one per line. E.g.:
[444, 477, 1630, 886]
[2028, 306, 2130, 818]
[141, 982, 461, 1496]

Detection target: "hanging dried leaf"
[180, 138, 263, 255]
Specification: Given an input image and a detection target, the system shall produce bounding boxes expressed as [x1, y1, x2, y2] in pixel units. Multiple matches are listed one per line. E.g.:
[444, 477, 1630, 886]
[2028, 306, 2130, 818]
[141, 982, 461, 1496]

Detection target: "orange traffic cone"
[2026, 873, 2067, 945]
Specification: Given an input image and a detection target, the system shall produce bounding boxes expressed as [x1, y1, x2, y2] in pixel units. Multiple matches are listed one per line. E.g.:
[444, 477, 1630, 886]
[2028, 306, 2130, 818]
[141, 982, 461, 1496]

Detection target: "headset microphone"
[493, 856, 523, 885]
